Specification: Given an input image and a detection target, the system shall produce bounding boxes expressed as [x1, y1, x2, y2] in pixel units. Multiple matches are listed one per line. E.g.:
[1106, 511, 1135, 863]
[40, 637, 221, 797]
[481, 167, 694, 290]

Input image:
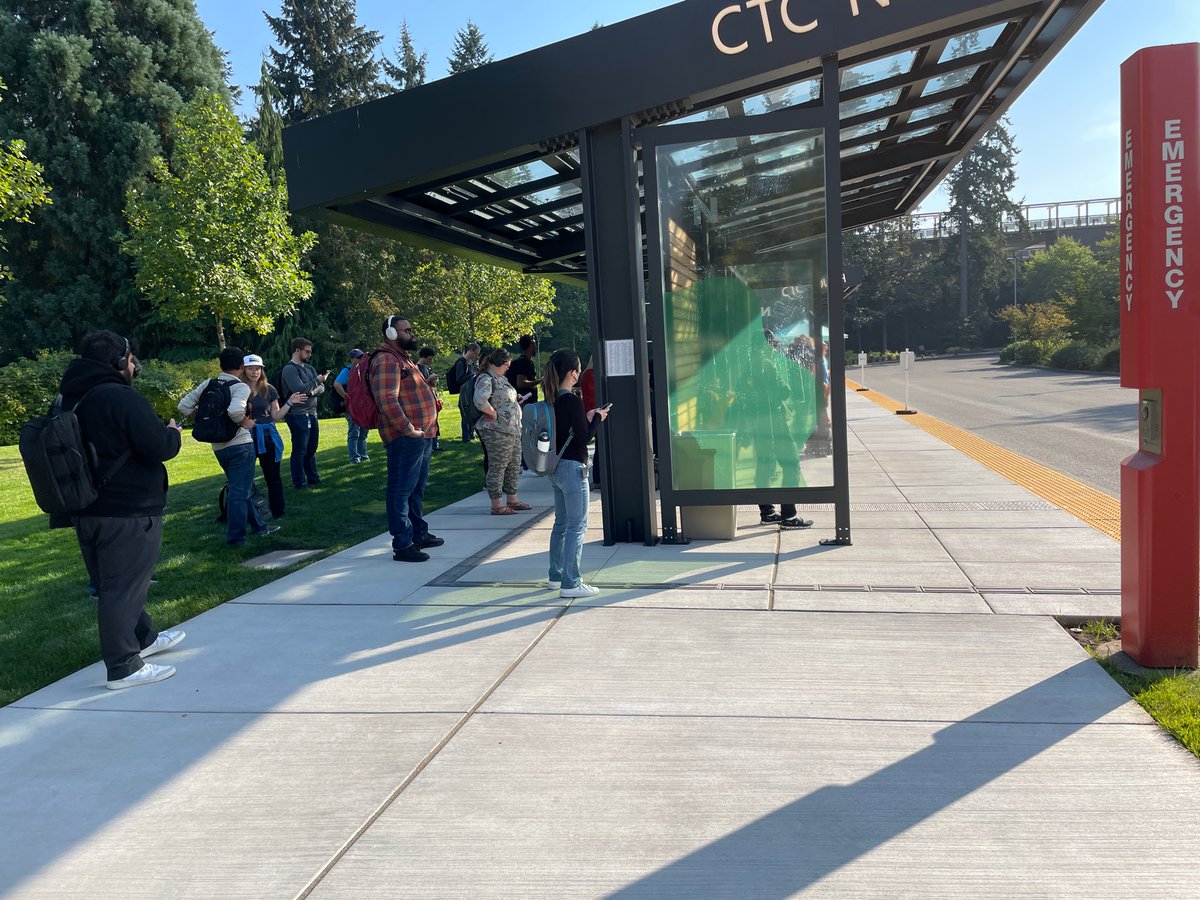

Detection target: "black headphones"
[113, 336, 131, 371]
[113, 336, 141, 379]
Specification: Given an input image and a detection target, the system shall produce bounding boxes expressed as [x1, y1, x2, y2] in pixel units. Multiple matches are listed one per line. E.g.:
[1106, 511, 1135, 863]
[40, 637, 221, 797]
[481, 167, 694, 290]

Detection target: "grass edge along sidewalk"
[0, 412, 482, 707]
[850, 379, 1199, 759]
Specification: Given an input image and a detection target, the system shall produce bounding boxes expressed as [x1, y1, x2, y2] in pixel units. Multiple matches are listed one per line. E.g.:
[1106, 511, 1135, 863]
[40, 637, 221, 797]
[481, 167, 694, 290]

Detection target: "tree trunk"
[215, 313, 226, 350]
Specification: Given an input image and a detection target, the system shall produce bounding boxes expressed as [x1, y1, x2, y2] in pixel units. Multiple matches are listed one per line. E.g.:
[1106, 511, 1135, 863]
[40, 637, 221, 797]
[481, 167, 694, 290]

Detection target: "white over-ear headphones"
[384, 315, 398, 341]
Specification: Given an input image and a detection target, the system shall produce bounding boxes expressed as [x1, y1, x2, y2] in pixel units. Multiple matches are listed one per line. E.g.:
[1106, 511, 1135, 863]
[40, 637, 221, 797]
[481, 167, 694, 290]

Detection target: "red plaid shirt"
[369, 345, 440, 443]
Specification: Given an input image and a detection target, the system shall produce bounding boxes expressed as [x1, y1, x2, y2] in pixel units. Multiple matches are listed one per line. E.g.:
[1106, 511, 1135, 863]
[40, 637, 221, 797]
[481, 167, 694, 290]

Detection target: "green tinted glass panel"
[655, 129, 833, 493]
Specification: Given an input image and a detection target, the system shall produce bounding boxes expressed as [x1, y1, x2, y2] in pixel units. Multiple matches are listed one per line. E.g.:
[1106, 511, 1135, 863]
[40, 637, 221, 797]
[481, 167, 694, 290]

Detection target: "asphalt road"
[851, 355, 1138, 498]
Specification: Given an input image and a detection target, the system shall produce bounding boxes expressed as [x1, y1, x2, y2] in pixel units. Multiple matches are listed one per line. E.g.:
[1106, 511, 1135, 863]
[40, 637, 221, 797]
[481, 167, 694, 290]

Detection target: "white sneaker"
[106, 662, 175, 690]
[548, 580, 561, 591]
[140, 630, 185, 659]
[560, 583, 600, 599]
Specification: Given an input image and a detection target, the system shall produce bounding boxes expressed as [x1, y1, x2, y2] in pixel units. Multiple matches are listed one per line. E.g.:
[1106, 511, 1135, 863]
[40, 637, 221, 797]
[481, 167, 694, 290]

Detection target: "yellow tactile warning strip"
[847, 380, 1121, 542]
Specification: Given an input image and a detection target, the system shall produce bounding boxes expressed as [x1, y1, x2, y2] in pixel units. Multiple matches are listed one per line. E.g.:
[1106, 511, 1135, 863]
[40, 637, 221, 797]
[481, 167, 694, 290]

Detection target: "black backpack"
[216, 482, 271, 524]
[192, 378, 241, 443]
[458, 371, 486, 432]
[328, 372, 347, 415]
[444, 358, 460, 394]
[19, 386, 131, 518]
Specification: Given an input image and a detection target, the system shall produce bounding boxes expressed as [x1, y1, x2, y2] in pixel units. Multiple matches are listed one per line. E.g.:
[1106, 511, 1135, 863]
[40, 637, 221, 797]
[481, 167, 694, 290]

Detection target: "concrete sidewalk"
[3, 392, 1198, 898]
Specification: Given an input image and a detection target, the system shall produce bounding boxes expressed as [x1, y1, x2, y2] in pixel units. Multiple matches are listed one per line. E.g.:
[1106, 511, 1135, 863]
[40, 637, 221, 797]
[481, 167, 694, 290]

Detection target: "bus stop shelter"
[283, 0, 1104, 546]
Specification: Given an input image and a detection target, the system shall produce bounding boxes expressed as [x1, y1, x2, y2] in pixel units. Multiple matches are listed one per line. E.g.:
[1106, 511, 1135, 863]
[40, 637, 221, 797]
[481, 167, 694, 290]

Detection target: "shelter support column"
[1119, 43, 1200, 668]
[579, 118, 659, 545]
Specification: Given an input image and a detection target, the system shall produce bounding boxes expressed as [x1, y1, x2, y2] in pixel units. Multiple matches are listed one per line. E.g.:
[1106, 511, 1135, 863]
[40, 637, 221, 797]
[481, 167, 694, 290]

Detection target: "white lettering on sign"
[711, 0, 857, 56]
[1124, 129, 1134, 311]
[849, 0, 890, 15]
[1162, 119, 1186, 309]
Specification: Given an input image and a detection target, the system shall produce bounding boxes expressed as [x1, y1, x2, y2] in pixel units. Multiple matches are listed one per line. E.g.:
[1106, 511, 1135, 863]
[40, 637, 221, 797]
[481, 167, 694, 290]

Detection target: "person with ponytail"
[542, 348, 609, 598]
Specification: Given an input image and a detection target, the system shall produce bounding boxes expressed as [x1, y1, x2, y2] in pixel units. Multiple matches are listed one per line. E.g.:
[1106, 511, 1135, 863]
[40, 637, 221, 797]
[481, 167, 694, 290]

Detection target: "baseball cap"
[348, 348, 365, 359]
[243, 354, 264, 367]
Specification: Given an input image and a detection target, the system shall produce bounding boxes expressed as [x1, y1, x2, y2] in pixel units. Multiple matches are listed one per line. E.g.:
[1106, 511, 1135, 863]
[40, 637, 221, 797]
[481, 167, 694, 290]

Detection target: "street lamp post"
[1012, 255, 1019, 305]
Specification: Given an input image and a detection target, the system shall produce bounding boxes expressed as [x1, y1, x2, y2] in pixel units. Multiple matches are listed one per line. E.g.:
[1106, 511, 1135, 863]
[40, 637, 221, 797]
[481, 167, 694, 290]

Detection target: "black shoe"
[393, 544, 430, 562]
[416, 534, 444, 549]
[780, 517, 814, 529]
[293, 484, 308, 491]
[760, 512, 782, 524]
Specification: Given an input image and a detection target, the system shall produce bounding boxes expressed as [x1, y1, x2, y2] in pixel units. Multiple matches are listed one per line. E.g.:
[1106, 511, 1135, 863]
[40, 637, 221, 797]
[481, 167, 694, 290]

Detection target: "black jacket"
[58, 358, 182, 519]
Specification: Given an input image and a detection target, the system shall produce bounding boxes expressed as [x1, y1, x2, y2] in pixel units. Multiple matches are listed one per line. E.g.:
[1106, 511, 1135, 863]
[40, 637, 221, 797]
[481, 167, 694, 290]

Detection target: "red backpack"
[345, 348, 397, 428]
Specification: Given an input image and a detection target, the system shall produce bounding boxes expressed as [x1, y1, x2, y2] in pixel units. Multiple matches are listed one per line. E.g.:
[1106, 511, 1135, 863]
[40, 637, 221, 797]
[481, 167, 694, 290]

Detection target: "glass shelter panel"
[655, 128, 833, 494]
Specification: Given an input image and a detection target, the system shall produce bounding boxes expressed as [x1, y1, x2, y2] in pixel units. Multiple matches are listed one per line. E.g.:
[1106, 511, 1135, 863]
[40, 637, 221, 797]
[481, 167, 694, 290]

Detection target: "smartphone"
[521, 392, 534, 402]
[601, 402, 613, 411]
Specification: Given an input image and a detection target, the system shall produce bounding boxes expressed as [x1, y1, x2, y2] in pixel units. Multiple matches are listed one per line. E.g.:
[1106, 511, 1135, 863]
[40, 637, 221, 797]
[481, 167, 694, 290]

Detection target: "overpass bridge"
[912, 198, 1119, 255]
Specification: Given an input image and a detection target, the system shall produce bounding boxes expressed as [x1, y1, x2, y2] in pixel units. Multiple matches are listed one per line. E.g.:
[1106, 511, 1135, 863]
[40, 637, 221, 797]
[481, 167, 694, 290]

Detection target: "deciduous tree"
[123, 92, 316, 350]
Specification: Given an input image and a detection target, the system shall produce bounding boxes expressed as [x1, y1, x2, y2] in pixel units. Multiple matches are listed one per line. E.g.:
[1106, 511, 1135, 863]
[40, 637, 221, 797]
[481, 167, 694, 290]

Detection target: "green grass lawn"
[1095, 657, 1200, 758]
[0, 411, 482, 706]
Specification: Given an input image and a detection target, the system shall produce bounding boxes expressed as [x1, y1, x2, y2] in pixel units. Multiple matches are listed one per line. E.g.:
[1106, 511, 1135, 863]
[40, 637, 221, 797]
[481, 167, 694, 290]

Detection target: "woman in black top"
[243, 354, 305, 518]
[543, 349, 608, 598]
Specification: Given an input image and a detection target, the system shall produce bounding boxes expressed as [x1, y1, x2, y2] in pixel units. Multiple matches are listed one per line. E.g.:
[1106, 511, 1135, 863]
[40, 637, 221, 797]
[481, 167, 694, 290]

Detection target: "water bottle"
[537, 429, 550, 454]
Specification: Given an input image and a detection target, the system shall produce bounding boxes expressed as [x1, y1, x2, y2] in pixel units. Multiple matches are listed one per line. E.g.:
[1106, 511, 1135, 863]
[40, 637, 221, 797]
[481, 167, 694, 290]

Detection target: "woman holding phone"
[242, 355, 306, 519]
[543, 348, 609, 598]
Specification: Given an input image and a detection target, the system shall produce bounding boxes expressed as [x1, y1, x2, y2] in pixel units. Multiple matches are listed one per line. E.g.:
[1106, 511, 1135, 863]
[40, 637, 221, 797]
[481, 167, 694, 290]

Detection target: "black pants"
[759, 504, 797, 519]
[257, 450, 285, 518]
[75, 516, 162, 680]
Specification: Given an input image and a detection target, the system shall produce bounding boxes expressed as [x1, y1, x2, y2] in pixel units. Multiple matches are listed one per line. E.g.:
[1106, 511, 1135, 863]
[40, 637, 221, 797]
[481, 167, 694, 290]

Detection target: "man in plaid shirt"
[370, 315, 444, 562]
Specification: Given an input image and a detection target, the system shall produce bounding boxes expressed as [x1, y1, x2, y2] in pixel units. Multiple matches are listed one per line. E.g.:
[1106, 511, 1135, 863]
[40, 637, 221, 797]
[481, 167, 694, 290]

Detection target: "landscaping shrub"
[1049, 342, 1102, 371]
[1097, 344, 1120, 372]
[0, 352, 221, 444]
[945, 346, 969, 356]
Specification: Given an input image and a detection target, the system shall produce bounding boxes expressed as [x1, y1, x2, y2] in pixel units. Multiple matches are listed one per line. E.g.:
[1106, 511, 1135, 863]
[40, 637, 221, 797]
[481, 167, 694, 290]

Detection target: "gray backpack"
[520, 390, 574, 476]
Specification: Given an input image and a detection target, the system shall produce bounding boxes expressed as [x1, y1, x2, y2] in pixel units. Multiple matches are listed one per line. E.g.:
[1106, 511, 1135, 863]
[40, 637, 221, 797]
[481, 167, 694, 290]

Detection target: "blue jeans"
[549, 460, 589, 589]
[285, 414, 320, 487]
[385, 435, 433, 551]
[346, 414, 369, 462]
[215, 442, 265, 545]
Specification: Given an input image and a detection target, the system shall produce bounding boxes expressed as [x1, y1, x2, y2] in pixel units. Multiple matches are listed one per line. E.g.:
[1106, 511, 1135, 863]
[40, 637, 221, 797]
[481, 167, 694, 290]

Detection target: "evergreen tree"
[124, 92, 316, 350]
[0, 0, 227, 362]
[939, 117, 1026, 345]
[383, 21, 428, 91]
[447, 21, 493, 75]
[265, 0, 386, 125]
[248, 62, 286, 183]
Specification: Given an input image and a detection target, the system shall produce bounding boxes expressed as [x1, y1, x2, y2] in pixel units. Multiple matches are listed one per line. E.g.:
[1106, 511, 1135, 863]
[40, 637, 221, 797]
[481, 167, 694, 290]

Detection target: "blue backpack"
[520, 390, 574, 476]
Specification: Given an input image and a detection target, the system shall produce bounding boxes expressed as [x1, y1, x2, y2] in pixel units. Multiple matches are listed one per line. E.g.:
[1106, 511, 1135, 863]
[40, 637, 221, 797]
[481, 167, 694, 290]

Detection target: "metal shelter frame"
[283, 0, 1105, 545]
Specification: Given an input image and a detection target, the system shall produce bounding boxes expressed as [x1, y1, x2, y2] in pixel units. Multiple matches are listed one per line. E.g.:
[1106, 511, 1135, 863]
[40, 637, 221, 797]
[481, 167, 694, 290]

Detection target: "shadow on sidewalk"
[605, 660, 1126, 898]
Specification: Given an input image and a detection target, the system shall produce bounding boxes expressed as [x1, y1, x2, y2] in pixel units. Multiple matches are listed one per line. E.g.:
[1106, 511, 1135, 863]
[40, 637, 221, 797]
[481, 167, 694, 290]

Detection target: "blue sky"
[194, 0, 1199, 211]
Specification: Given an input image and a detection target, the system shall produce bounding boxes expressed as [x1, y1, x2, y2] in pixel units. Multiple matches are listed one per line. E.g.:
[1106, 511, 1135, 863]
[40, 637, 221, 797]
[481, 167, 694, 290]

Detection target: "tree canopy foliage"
[0, 78, 51, 295]
[123, 91, 316, 349]
[0, 0, 227, 362]
[447, 21, 493, 75]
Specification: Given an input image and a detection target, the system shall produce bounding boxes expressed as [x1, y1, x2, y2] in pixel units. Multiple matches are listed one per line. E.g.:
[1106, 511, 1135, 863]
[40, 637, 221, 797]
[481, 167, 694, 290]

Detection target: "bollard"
[895, 349, 917, 415]
[1119, 44, 1200, 668]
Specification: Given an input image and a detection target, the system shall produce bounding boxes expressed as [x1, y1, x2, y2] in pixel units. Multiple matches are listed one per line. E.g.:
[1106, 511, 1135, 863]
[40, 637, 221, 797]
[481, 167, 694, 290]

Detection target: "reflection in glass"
[938, 23, 1008, 63]
[840, 51, 917, 90]
[909, 100, 956, 123]
[656, 130, 833, 494]
[922, 66, 981, 97]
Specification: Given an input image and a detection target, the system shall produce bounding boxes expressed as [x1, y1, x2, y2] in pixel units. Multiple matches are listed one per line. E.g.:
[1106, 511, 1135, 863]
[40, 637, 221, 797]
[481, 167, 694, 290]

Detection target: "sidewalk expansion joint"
[293, 602, 569, 900]
[428, 508, 554, 586]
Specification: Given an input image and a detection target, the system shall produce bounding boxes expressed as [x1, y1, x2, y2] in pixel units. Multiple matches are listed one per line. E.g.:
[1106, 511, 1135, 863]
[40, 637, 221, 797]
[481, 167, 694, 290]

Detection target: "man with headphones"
[57, 330, 186, 689]
[371, 314, 444, 562]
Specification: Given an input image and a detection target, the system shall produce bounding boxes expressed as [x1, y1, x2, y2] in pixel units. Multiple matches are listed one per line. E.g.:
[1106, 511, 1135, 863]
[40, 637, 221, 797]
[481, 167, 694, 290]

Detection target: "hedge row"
[0, 352, 343, 446]
[999, 340, 1119, 372]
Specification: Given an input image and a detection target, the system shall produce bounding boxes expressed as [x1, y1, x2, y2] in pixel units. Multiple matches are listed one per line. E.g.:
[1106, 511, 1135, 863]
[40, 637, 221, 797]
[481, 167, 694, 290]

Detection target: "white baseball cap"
[243, 354, 264, 367]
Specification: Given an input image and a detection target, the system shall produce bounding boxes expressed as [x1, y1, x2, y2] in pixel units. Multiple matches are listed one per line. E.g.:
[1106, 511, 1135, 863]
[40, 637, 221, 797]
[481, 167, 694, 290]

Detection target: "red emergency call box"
[1120, 44, 1200, 669]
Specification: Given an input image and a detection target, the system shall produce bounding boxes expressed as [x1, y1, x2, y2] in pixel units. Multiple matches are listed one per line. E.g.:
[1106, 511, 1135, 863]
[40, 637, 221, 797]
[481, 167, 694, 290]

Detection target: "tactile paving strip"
[849, 381, 1121, 541]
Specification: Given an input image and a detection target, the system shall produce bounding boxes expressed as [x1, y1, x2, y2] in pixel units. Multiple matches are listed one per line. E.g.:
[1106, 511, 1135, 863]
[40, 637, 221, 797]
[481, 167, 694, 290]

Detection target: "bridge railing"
[912, 198, 1119, 240]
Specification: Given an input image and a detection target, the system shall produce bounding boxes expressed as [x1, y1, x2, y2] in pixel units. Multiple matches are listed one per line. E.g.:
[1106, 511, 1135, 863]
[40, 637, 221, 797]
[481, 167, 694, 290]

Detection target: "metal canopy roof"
[283, 0, 1104, 285]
